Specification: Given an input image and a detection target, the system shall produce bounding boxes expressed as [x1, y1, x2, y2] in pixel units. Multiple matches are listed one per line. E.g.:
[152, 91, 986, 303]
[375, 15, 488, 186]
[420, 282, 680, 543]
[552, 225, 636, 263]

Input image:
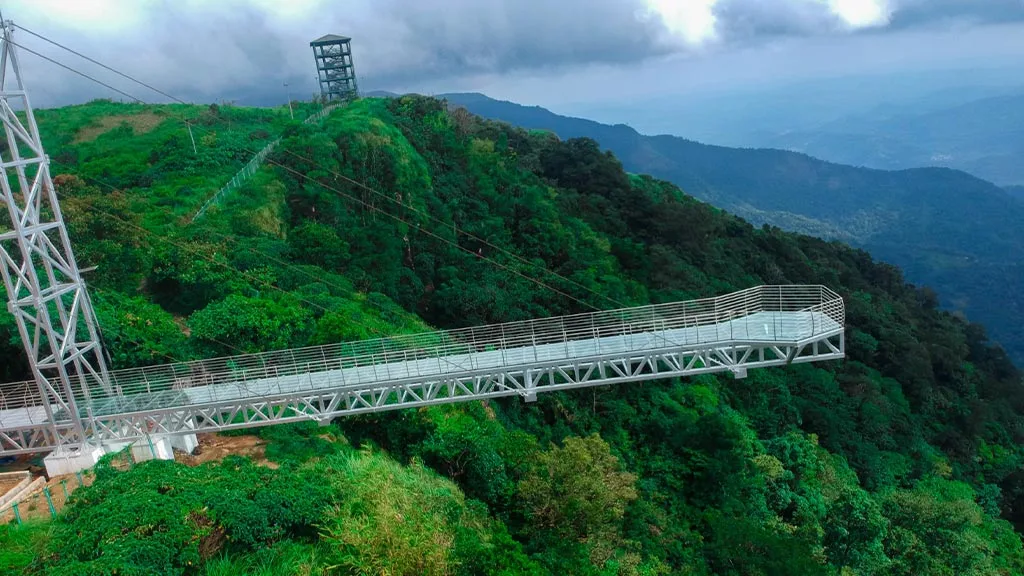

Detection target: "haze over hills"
[764, 92, 1024, 186]
[562, 68, 1024, 186]
[441, 92, 1024, 365]
[567, 68, 1024, 149]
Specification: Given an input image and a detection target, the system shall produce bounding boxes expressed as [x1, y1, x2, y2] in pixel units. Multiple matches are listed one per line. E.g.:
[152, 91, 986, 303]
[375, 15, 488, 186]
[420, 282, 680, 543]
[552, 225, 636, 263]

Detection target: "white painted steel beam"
[0, 286, 846, 456]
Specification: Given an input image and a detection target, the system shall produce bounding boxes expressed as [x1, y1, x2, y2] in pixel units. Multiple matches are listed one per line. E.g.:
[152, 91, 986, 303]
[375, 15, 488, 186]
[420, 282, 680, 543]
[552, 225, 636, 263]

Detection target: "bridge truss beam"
[8, 330, 841, 451]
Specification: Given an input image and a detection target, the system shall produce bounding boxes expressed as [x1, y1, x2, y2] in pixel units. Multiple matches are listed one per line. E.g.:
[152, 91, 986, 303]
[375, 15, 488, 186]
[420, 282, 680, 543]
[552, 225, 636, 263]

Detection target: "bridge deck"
[0, 285, 845, 455]
[179, 310, 838, 407]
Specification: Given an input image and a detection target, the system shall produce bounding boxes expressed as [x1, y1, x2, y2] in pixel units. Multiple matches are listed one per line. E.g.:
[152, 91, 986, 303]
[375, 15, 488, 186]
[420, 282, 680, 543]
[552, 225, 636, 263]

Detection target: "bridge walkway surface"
[0, 285, 845, 458]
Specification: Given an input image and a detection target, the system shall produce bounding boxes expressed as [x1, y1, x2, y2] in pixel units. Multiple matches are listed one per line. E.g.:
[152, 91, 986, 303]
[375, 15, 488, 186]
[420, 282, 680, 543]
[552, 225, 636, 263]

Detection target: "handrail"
[0, 285, 843, 421]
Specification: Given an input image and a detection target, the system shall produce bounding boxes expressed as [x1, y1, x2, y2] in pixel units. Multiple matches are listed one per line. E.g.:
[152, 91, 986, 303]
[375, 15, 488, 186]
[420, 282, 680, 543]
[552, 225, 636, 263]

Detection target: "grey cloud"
[712, 0, 849, 41]
[889, 0, 1024, 29]
[712, 0, 1024, 45]
[14, 0, 674, 106]
[367, 0, 673, 77]
[8, 0, 1024, 109]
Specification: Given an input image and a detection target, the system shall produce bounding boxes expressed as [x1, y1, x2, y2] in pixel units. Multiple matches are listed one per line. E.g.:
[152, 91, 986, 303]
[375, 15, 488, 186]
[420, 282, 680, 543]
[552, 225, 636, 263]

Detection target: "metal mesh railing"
[191, 103, 342, 222]
[0, 285, 843, 426]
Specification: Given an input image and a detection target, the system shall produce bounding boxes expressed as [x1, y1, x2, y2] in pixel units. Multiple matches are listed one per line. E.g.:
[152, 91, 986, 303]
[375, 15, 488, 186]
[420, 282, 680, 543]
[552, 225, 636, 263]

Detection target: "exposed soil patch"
[0, 472, 94, 524]
[0, 475, 24, 496]
[73, 112, 164, 144]
[179, 433, 278, 469]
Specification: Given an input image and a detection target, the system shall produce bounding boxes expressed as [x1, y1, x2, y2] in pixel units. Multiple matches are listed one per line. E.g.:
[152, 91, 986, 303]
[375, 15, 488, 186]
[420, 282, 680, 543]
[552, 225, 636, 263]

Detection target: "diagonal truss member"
[0, 20, 110, 452]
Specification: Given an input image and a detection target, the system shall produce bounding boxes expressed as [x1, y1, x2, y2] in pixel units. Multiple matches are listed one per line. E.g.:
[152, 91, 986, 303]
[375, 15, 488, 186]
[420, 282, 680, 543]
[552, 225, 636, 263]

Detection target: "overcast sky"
[4, 0, 1024, 112]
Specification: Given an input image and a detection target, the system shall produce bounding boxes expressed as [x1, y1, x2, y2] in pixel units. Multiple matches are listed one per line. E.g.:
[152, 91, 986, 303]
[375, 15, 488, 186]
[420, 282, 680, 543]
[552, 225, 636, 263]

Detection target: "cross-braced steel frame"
[86, 330, 844, 443]
[0, 20, 110, 453]
[1, 286, 845, 455]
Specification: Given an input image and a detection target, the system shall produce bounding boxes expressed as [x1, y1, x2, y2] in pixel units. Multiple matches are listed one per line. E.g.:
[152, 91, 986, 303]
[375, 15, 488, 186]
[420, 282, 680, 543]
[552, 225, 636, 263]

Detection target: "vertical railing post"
[649, 306, 658, 348]
[470, 328, 478, 370]
[500, 324, 508, 367]
[44, 486, 56, 518]
[714, 298, 719, 343]
[12, 501, 21, 525]
[562, 318, 570, 359]
[531, 321, 539, 362]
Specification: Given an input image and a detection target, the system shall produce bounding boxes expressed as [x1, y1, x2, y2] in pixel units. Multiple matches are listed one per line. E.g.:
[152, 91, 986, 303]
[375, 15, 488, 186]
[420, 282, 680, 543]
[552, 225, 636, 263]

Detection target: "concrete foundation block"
[169, 433, 199, 454]
[130, 436, 175, 462]
[43, 445, 106, 477]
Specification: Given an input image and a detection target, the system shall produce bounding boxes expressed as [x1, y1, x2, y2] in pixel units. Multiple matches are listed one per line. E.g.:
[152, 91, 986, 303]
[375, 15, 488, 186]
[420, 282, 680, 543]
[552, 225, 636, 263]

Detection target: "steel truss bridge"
[0, 285, 845, 456]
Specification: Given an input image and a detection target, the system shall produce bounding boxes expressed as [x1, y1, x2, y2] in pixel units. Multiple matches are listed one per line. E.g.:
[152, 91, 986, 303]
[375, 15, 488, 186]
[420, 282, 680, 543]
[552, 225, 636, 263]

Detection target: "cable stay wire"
[21, 26, 624, 312]
[15, 28, 615, 312]
[49, 157, 396, 341]
[6, 39, 144, 104]
[262, 156, 602, 311]
[15, 24, 188, 105]
[274, 147, 629, 309]
[52, 175, 384, 331]
[3, 32, 396, 339]
[1, 38, 315, 407]
[88, 284, 328, 419]
[19, 26, 619, 311]
[55, 184, 399, 414]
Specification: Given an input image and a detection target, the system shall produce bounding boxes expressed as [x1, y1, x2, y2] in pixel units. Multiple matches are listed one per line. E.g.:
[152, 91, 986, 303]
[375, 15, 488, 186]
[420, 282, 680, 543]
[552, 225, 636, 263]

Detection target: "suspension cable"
[18, 27, 617, 311]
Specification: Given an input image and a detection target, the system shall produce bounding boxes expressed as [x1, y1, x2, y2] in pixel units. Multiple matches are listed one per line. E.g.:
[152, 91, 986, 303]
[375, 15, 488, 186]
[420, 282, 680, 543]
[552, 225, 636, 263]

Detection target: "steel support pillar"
[0, 20, 110, 454]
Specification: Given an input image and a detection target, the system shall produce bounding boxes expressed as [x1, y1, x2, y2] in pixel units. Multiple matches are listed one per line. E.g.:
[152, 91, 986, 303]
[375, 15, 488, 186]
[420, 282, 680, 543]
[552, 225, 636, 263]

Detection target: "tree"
[188, 294, 313, 355]
[519, 434, 638, 543]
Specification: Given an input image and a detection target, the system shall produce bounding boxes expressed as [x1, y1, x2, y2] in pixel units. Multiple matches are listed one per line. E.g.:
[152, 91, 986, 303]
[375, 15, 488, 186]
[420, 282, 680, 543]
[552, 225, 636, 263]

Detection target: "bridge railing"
[0, 285, 844, 424]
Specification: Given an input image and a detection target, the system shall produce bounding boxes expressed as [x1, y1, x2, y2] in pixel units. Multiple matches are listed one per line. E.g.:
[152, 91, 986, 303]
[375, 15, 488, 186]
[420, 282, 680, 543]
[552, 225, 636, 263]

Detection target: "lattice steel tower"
[311, 34, 358, 101]
[0, 19, 110, 452]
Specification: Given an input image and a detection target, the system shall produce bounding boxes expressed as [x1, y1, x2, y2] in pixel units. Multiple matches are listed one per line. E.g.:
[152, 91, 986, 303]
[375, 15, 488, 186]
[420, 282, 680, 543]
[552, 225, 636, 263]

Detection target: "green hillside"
[2, 97, 1024, 575]
[441, 92, 1024, 367]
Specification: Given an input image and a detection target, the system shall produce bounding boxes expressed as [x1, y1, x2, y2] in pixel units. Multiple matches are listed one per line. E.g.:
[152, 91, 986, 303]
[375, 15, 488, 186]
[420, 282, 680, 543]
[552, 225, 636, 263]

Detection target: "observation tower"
[311, 34, 358, 101]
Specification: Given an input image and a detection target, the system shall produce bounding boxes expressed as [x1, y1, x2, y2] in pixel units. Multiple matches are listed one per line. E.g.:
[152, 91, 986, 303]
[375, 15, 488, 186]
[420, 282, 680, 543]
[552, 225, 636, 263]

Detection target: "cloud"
[2, 0, 1021, 108]
[665, 0, 893, 45]
[642, 0, 720, 45]
[5, 0, 682, 105]
[888, 0, 1024, 29]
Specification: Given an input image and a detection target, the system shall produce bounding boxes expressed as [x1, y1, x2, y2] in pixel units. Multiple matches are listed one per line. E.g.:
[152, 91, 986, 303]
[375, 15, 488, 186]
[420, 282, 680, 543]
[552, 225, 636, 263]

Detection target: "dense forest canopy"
[2, 96, 1024, 575]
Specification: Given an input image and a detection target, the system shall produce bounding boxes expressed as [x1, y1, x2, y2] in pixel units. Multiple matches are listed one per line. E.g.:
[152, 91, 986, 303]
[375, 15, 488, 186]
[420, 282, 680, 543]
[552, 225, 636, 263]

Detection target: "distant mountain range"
[437, 92, 1024, 364]
[764, 93, 1024, 186]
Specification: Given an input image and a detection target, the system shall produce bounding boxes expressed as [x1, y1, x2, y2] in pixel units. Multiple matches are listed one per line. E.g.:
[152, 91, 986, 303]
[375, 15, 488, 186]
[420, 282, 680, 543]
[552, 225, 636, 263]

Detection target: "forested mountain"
[1008, 185, 1024, 200]
[764, 93, 1024, 186]
[3, 96, 1024, 574]
[441, 92, 1024, 367]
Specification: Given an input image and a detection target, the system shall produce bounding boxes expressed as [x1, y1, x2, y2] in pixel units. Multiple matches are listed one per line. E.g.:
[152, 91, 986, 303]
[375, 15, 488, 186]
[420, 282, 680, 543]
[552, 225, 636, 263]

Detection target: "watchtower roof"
[311, 34, 351, 46]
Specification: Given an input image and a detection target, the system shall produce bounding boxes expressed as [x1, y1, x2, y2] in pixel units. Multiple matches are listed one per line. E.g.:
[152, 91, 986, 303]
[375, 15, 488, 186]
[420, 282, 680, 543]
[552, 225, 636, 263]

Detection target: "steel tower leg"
[0, 20, 111, 457]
